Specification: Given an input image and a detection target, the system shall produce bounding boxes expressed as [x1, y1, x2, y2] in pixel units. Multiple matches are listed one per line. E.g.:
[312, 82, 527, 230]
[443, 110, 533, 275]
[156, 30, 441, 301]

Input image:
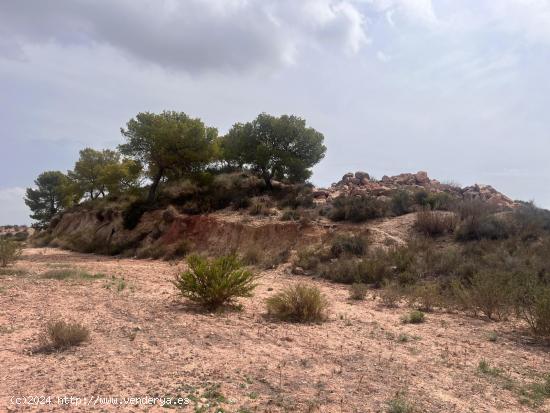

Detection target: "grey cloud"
[0, 0, 368, 73]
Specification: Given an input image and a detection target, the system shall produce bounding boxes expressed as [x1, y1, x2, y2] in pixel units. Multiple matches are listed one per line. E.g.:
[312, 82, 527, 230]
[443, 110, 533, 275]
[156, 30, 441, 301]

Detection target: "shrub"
[455, 214, 514, 241]
[266, 283, 329, 323]
[349, 283, 368, 300]
[329, 194, 387, 222]
[40, 319, 89, 350]
[249, 197, 274, 216]
[319, 259, 363, 284]
[407, 282, 442, 312]
[390, 190, 413, 216]
[173, 254, 258, 309]
[414, 210, 456, 237]
[281, 209, 300, 221]
[513, 202, 550, 238]
[0, 239, 22, 267]
[379, 281, 402, 307]
[402, 309, 425, 324]
[276, 185, 315, 209]
[386, 394, 415, 413]
[293, 247, 322, 272]
[453, 271, 513, 320]
[330, 234, 368, 257]
[516, 285, 550, 336]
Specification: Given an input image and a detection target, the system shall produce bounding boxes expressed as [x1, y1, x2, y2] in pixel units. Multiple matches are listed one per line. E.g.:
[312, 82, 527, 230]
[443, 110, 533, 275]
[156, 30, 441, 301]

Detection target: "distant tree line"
[25, 112, 326, 227]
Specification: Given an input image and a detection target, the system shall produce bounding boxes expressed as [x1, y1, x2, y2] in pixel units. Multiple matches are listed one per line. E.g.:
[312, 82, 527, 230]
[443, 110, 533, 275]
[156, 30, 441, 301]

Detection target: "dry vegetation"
[1, 246, 550, 412]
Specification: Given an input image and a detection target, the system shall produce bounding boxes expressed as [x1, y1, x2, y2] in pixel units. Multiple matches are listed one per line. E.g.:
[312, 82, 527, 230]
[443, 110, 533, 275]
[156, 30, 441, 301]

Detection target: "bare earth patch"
[1, 248, 549, 412]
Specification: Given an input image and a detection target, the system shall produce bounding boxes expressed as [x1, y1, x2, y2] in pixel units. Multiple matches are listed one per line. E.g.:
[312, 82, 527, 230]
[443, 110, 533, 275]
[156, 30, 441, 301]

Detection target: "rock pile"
[313, 170, 516, 209]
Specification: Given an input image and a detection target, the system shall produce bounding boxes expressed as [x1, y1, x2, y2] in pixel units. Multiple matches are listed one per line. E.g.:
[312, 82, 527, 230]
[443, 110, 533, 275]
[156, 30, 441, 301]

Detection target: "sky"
[1, 0, 549, 225]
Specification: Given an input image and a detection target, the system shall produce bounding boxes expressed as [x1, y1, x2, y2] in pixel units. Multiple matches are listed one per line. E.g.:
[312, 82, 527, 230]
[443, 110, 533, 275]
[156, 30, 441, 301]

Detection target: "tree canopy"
[24, 171, 71, 227]
[68, 148, 141, 199]
[119, 111, 218, 202]
[222, 113, 326, 188]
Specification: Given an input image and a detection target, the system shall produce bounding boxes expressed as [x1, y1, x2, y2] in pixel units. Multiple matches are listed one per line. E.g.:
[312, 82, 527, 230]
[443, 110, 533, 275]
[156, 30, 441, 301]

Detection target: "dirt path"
[1, 248, 549, 412]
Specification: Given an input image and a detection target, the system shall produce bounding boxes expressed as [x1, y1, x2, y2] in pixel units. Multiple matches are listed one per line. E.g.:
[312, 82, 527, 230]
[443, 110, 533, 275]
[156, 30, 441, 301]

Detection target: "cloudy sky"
[1, 0, 549, 224]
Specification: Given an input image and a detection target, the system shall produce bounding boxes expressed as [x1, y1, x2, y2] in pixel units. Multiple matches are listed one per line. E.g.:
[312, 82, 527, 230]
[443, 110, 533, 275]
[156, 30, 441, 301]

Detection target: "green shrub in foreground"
[173, 254, 258, 309]
[0, 239, 23, 267]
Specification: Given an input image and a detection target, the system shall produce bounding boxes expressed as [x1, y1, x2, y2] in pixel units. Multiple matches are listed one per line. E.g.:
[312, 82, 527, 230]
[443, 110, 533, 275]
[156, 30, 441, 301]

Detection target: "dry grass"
[266, 283, 329, 323]
[38, 319, 89, 351]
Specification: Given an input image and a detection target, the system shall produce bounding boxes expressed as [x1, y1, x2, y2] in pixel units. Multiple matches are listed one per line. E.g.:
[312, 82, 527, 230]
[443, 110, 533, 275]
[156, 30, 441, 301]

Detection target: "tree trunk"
[147, 169, 164, 203]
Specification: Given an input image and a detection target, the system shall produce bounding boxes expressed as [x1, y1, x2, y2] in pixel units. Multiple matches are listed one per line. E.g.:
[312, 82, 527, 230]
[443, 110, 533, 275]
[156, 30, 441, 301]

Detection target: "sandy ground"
[1, 248, 549, 412]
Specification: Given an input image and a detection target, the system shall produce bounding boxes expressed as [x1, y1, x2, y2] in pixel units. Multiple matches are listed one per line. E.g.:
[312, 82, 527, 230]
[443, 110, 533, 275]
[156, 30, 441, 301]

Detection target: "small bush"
[390, 190, 413, 216]
[0, 238, 22, 267]
[319, 259, 363, 284]
[414, 210, 456, 237]
[281, 209, 300, 221]
[407, 282, 442, 312]
[349, 283, 368, 300]
[379, 281, 402, 307]
[173, 255, 258, 309]
[249, 197, 274, 216]
[517, 285, 550, 336]
[455, 214, 514, 241]
[40, 319, 89, 350]
[386, 393, 415, 413]
[401, 310, 425, 324]
[452, 271, 513, 320]
[329, 194, 387, 223]
[330, 234, 368, 257]
[266, 283, 329, 323]
[293, 248, 322, 272]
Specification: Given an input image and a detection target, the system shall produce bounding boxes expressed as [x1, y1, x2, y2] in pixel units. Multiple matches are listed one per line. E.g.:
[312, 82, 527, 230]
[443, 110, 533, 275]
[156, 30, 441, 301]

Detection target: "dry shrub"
[173, 254, 258, 310]
[293, 247, 322, 272]
[414, 210, 457, 237]
[406, 281, 442, 311]
[349, 283, 368, 300]
[0, 239, 22, 267]
[452, 271, 514, 320]
[379, 281, 402, 307]
[40, 319, 90, 350]
[516, 284, 550, 336]
[266, 283, 329, 323]
[249, 196, 275, 216]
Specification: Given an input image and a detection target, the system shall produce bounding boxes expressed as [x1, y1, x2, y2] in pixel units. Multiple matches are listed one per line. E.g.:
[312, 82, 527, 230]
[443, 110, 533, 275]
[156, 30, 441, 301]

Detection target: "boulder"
[355, 171, 370, 181]
[415, 171, 430, 184]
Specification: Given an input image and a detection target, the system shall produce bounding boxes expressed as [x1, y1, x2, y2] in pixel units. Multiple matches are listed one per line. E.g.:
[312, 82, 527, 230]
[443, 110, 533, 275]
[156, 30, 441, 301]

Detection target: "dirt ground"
[1, 248, 549, 412]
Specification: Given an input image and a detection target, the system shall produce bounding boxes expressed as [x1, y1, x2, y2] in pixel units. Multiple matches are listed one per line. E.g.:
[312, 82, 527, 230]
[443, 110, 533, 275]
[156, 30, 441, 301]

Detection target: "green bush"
[390, 190, 413, 216]
[453, 271, 513, 320]
[280, 209, 300, 221]
[173, 255, 258, 309]
[407, 282, 442, 312]
[330, 234, 368, 257]
[329, 194, 387, 222]
[0, 239, 22, 267]
[516, 284, 550, 336]
[266, 283, 329, 323]
[455, 214, 514, 241]
[402, 309, 425, 324]
[414, 210, 456, 237]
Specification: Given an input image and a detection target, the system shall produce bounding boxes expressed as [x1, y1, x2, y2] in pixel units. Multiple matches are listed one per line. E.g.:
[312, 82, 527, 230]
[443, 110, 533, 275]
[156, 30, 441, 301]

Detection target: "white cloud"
[0, 0, 368, 74]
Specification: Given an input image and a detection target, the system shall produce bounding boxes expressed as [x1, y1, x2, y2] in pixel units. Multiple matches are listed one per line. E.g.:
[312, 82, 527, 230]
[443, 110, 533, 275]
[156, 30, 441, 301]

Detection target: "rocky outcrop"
[318, 170, 516, 209]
